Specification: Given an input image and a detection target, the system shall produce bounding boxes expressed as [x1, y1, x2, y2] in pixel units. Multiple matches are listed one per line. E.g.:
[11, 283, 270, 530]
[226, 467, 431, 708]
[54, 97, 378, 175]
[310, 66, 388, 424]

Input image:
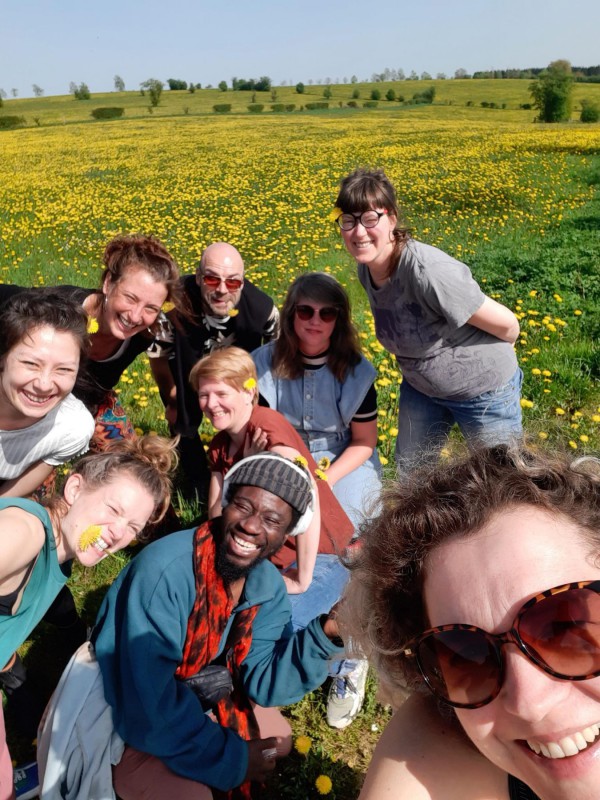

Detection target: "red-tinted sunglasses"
[294, 304, 339, 323]
[200, 274, 243, 291]
[405, 580, 600, 709]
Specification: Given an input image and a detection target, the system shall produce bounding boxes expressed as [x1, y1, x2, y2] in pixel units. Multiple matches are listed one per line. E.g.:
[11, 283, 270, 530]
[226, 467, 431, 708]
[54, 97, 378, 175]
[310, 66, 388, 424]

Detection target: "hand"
[243, 427, 268, 458]
[244, 737, 281, 783]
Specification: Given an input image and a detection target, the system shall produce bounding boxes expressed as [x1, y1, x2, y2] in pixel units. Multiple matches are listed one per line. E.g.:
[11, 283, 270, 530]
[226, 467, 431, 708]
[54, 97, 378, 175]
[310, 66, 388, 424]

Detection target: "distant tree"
[114, 75, 125, 92]
[231, 76, 271, 92]
[271, 88, 278, 101]
[386, 88, 396, 101]
[580, 99, 600, 122]
[32, 84, 44, 97]
[371, 88, 381, 101]
[408, 71, 419, 80]
[454, 68, 470, 79]
[295, 82, 305, 94]
[11, 88, 18, 97]
[188, 83, 196, 94]
[218, 81, 228, 92]
[325, 76, 331, 85]
[343, 76, 348, 84]
[529, 60, 574, 122]
[0, 89, 6, 99]
[308, 78, 314, 85]
[167, 79, 187, 90]
[281, 80, 287, 86]
[195, 83, 202, 90]
[350, 75, 358, 83]
[436, 72, 447, 80]
[69, 81, 78, 95]
[397, 69, 405, 80]
[323, 86, 332, 99]
[352, 88, 360, 99]
[72, 82, 90, 100]
[140, 78, 164, 106]
[421, 71, 432, 80]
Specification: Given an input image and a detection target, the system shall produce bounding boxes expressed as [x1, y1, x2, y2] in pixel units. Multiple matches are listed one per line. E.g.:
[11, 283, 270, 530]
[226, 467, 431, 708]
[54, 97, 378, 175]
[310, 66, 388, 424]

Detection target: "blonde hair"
[189, 347, 258, 405]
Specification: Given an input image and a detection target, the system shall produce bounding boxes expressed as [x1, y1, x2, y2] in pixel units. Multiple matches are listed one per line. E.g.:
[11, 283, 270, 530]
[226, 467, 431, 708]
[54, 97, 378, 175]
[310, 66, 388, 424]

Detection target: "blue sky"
[3, 0, 599, 98]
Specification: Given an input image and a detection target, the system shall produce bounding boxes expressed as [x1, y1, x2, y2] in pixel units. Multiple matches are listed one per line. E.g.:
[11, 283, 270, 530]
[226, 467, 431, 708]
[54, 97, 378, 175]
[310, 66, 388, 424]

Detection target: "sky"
[2, 0, 599, 98]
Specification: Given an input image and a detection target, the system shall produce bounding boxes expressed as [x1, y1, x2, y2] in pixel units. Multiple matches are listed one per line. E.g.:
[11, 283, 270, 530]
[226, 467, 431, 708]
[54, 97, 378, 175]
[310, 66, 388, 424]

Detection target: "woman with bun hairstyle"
[334, 168, 522, 472]
[0, 434, 177, 795]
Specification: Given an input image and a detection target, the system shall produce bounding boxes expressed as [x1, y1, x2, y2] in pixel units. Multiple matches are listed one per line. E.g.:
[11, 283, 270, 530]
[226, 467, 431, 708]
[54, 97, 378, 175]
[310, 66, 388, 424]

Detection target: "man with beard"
[150, 242, 279, 501]
[93, 453, 343, 799]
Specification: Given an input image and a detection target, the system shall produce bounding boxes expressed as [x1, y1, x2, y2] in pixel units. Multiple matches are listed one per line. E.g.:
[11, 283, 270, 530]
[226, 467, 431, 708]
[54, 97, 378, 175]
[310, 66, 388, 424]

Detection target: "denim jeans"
[395, 368, 523, 473]
[286, 554, 357, 677]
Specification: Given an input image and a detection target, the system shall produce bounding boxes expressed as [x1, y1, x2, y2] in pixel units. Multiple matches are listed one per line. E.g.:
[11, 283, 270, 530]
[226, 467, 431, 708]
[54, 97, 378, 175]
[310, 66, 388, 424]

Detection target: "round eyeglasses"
[336, 210, 388, 231]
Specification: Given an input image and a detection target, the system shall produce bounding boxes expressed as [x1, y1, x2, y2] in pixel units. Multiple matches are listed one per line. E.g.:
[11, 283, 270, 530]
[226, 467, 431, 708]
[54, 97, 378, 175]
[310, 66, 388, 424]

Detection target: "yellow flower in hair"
[78, 525, 103, 552]
[87, 316, 99, 334]
[294, 735, 312, 755]
[243, 378, 256, 391]
[329, 207, 343, 222]
[161, 301, 175, 313]
[317, 456, 331, 471]
[315, 775, 333, 795]
[315, 468, 328, 481]
[227, 308, 239, 317]
[294, 455, 308, 468]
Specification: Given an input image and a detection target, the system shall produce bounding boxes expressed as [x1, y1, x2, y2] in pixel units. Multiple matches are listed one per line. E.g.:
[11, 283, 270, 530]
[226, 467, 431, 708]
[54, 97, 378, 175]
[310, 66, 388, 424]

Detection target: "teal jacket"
[94, 524, 343, 792]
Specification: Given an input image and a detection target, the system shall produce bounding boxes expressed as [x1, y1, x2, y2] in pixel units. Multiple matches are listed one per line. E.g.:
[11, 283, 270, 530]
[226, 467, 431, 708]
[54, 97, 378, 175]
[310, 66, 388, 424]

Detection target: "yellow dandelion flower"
[294, 455, 308, 468]
[569, 441, 578, 450]
[318, 456, 331, 471]
[520, 399, 534, 409]
[78, 525, 103, 552]
[315, 774, 333, 795]
[574, 310, 582, 316]
[87, 316, 99, 334]
[329, 207, 342, 222]
[592, 415, 600, 423]
[538, 432, 548, 440]
[295, 736, 312, 755]
[243, 377, 256, 390]
[553, 294, 563, 303]
[531, 368, 541, 376]
[555, 408, 566, 416]
[161, 301, 175, 313]
[580, 435, 589, 443]
[227, 308, 239, 317]
[315, 468, 328, 481]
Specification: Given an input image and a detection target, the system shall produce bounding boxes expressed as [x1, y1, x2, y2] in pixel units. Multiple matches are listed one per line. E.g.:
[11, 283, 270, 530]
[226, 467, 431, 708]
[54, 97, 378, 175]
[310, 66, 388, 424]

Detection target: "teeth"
[23, 392, 52, 404]
[93, 537, 109, 551]
[527, 723, 600, 759]
[233, 535, 259, 551]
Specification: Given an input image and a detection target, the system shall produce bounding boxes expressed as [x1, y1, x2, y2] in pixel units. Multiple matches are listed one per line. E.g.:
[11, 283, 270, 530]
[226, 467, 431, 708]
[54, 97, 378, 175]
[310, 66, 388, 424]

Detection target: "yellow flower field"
[1, 111, 599, 460]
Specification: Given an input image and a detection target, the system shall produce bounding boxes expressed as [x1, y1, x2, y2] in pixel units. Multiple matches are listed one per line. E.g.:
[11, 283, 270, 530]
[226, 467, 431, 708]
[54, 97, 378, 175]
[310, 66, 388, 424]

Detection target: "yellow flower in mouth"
[317, 456, 331, 471]
[86, 316, 99, 334]
[315, 774, 333, 795]
[78, 525, 103, 551]
[294, 735, 312, 754]
[314, 468, 328, 481]
[227, 308, 239, 317]
[243, 378, 256, 390]
[329, 206, 342, 222]
[161, 301, 175, 313]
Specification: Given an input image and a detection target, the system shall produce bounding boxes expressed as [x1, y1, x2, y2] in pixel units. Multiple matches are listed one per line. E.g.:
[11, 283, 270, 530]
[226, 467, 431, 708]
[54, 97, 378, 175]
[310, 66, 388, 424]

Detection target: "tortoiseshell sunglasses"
[404, 580, 600, 709]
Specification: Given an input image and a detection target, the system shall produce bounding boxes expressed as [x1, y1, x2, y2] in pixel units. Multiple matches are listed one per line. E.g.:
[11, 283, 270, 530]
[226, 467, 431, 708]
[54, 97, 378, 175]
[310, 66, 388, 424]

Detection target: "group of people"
[0, 167, 587, 800]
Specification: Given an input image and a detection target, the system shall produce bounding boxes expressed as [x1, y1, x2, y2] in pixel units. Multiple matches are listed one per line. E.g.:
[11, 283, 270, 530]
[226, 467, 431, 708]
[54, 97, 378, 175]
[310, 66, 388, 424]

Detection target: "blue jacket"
[94, 525, 343, 792]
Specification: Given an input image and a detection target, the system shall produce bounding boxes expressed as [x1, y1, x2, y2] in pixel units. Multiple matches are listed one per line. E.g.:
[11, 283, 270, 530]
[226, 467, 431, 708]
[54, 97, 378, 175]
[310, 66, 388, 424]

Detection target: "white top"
[0, 393, 95, 479]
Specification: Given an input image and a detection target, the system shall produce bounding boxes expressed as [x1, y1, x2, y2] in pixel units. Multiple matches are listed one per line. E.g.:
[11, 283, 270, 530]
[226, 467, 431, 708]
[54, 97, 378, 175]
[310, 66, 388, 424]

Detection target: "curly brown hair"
[341, 444, 600, 704]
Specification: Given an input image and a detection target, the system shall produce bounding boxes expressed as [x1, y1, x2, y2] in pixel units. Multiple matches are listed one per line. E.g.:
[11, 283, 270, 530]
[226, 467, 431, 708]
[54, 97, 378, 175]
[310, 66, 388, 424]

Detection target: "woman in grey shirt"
[334, 167, 522, 472]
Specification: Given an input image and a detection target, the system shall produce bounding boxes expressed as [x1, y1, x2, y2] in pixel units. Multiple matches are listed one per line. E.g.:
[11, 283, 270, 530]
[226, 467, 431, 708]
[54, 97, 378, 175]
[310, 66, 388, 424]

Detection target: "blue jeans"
[286, 554, 357, 677]
[395, 368, 523, 473]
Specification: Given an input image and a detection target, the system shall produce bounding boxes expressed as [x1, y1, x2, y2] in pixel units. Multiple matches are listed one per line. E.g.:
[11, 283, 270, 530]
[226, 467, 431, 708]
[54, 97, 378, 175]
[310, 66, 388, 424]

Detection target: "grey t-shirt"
[358, 240, 517, 400]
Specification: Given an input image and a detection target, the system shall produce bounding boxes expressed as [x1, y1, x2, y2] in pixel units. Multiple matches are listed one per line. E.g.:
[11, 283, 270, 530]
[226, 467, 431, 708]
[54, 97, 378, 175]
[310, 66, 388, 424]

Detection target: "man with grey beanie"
[91, 453, 344, 799]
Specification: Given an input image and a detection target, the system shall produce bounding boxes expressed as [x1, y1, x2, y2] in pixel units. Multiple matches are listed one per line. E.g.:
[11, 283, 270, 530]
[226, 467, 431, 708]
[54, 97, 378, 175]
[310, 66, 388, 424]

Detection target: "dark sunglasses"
[295, 304, 339, 323]
[200, 274, 243, 291]
[405, 580, 600, 709]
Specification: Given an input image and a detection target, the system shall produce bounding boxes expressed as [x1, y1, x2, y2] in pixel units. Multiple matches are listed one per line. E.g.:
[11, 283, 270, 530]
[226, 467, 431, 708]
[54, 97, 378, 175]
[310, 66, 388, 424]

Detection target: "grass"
[2, 97, 600, 797]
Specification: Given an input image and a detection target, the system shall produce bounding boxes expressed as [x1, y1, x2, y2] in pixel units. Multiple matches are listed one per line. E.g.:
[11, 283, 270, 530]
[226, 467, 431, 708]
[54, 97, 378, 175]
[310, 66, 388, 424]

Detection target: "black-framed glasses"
[295, 305, 339, 323]
[199, 274, 243, 291]
[405, 580, 600, 709]
[336, 210, 388, 231]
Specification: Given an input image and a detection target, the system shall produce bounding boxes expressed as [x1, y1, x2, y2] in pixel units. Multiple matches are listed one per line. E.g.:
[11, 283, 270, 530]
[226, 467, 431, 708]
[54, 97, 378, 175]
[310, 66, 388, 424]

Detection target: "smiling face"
[102, 264, 168, 340]
[339, 206, 397, 272]
[423, 505, 600, 800]
[0, 325, 80, 424]
[196, 244, 244, 317]
[292, 298, 338, 356]
[61, 472, 156, 567]
[218, 484, 292, 581]
[197, 378, 252, 435]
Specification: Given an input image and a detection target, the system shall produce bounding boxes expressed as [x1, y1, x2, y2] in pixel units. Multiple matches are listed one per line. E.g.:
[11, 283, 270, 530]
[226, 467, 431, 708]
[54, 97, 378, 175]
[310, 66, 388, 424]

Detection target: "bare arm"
[0, 461, 55, 500]
[270, 444, 319, 595]
[326, 419, 377, 487]
[0, 507, 46, 586]
[149, 357, 178, 426]
[360, 695, 506, 800]
[207, 472, 224, 519]
[467, 296, 520, 344]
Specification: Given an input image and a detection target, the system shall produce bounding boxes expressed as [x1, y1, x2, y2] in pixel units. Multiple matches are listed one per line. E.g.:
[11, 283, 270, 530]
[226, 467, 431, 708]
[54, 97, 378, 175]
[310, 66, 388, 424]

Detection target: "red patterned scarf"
[175, 522, 260, 800]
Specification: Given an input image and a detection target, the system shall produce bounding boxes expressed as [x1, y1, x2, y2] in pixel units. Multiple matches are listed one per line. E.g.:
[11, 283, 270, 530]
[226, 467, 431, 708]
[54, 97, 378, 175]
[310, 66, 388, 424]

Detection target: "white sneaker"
[326, 660, 368, 729]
